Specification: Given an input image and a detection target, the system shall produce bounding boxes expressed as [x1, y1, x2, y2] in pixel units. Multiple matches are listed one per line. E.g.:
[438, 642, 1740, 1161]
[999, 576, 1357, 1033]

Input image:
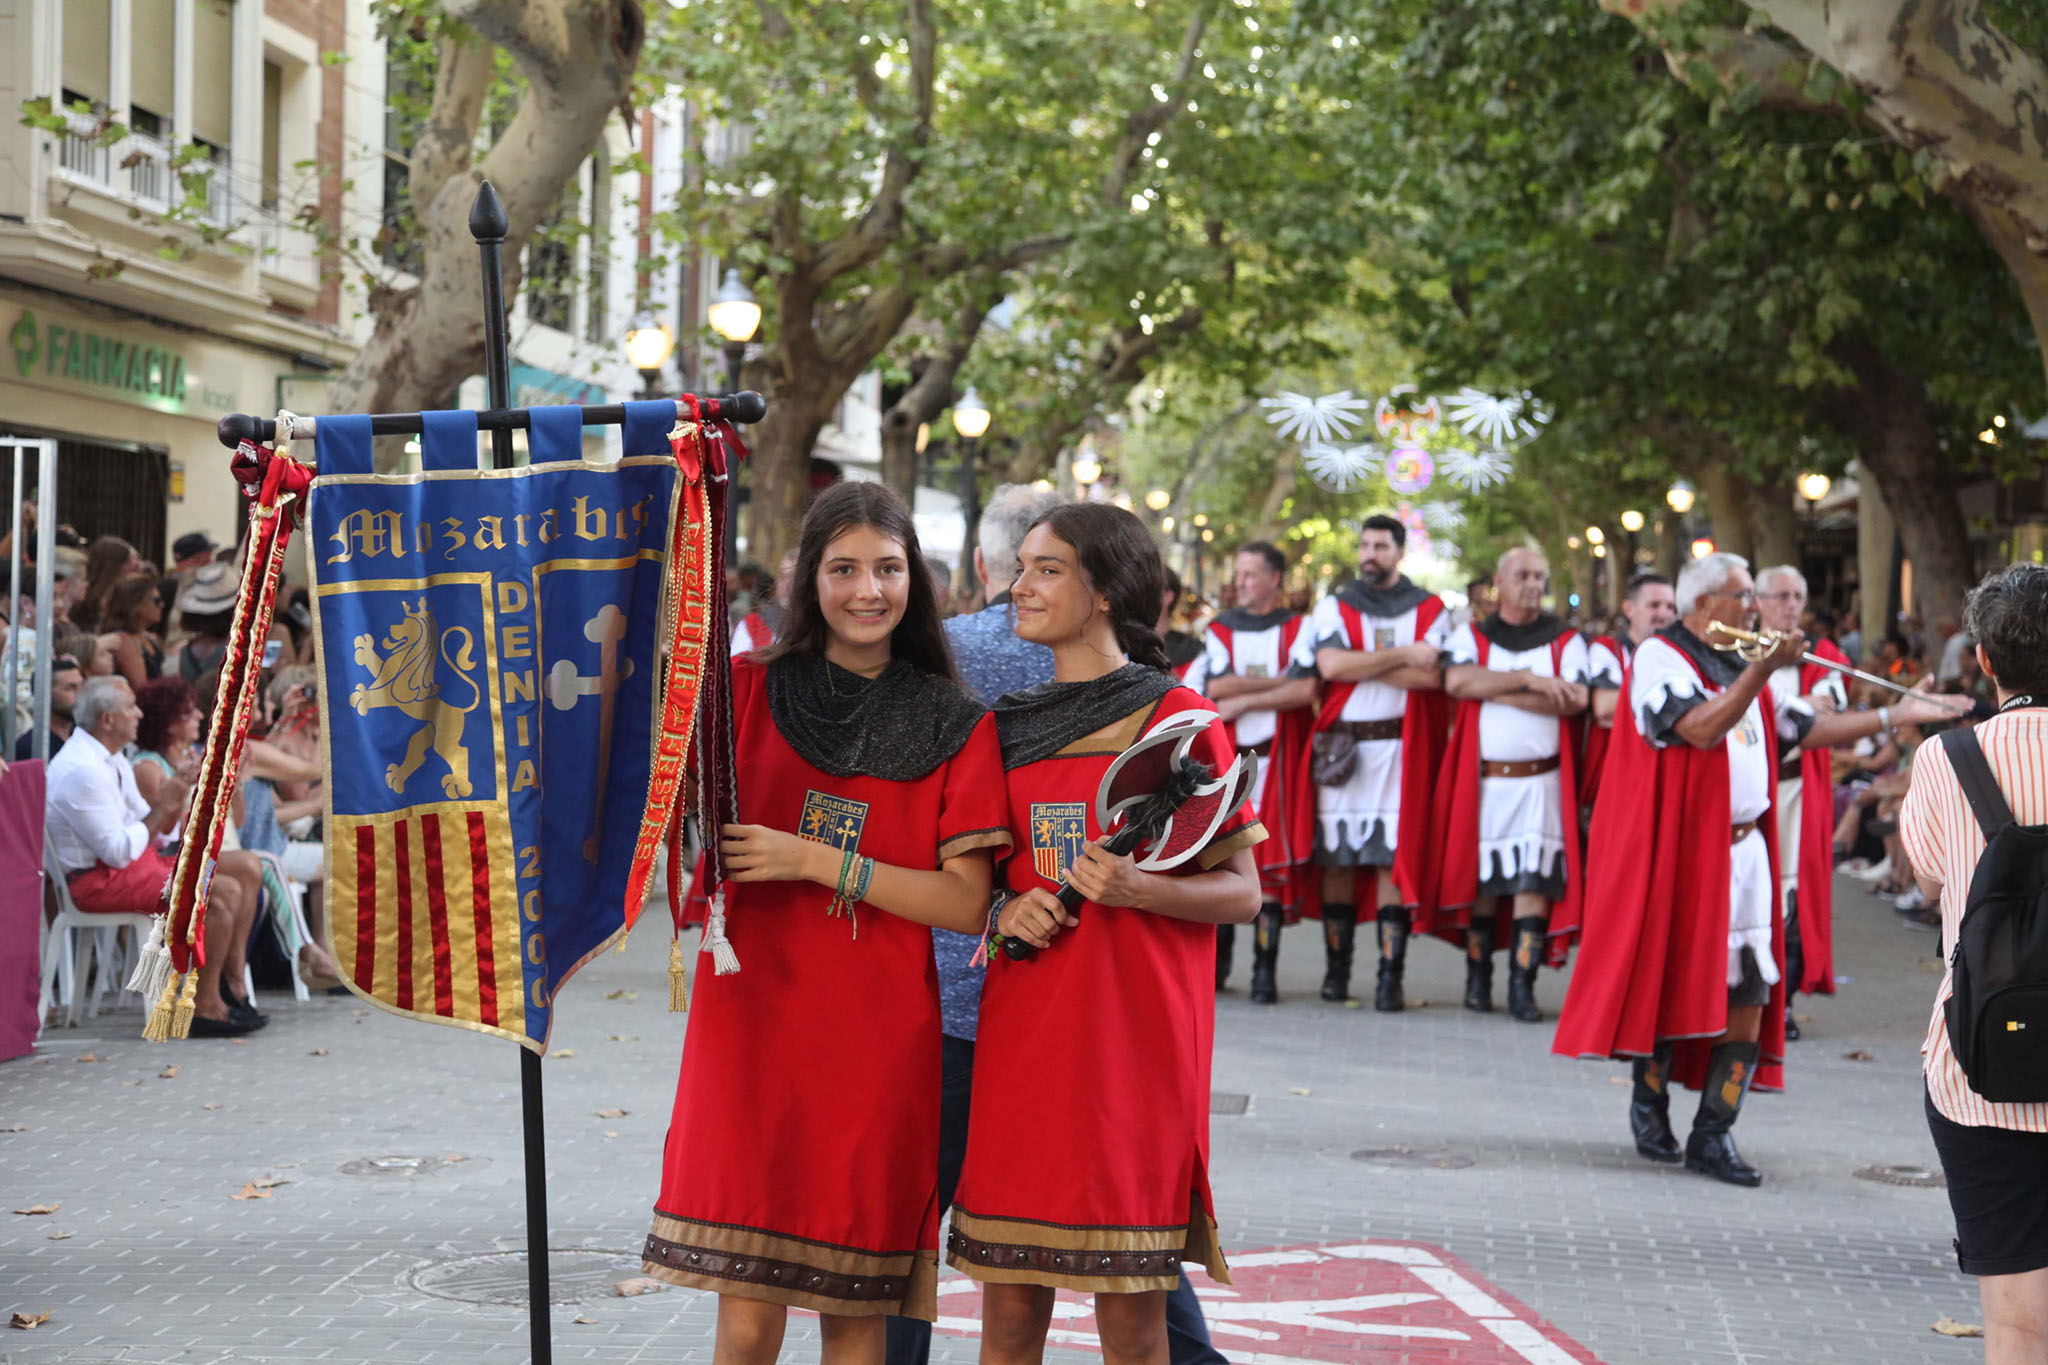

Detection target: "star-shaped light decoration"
[1445, 387, 1551, 447]
[1301, 442, 1380, 493]
[1421, 501, 1466, 535]
[1440, 445, 1515, 493]
[1260, 390, 1372, 447]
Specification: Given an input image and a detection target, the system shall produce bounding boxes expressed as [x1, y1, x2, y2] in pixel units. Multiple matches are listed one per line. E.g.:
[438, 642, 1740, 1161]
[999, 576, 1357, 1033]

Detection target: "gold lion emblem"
[349, 597, 483, 798]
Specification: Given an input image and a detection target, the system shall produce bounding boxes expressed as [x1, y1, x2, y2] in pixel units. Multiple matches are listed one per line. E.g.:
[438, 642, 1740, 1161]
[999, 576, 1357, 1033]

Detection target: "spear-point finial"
[469, 180, 508, 244]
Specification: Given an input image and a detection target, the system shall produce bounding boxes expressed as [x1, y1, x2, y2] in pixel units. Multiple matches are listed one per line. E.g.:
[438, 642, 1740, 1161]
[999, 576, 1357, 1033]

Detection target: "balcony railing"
[57, 108, 109, 183]
[54, 110, 234, 227]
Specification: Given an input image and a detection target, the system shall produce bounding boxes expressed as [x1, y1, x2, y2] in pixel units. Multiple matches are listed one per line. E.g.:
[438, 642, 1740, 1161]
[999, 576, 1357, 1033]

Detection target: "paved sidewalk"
[1, 874, 1981, 1363]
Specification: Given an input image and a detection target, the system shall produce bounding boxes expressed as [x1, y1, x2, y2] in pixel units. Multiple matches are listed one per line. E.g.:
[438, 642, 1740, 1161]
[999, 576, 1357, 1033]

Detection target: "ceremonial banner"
[310, 403, 686, 1051]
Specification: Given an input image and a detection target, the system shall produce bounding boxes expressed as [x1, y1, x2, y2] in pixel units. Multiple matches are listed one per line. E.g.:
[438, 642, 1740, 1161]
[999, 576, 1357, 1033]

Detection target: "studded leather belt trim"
[1731, 820, 1758, 845]
[1332, 718, 1403, 742]
[1479, 755, 1561, 779]
[643, 1234, 908, 1302]
[947, 1228, 1181, 1279]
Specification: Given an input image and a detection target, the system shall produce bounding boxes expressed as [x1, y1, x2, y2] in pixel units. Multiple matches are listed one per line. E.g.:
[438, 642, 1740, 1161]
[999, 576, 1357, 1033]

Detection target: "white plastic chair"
[38, 834, 154, 1028]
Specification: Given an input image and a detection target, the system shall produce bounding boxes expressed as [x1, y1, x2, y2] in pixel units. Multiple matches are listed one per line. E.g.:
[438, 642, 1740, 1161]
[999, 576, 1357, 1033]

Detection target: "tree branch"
[813, 0, 937, 283]
[409, 31, 493, 213]
[1102, 6, 1210, 208]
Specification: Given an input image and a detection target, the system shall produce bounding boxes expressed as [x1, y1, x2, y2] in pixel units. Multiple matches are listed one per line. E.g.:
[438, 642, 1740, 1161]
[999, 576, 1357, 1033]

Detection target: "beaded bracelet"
[850, 856, 875, 903]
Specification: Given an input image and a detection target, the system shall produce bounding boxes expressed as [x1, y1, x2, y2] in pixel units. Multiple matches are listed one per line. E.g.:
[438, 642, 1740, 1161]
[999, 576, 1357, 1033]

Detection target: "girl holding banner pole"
[643, 482, 1011, 1364]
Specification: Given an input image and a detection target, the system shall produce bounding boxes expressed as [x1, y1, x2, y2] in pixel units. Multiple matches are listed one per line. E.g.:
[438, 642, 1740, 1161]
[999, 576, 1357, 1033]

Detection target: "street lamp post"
[706, 269, 762, 556]
[952, 389, 991, 606]
[624, 311, 675, 400]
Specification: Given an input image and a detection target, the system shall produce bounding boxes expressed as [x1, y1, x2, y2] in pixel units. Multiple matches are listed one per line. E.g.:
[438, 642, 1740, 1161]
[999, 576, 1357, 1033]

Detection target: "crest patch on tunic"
[1244, 662, 1271, 679]
[1030, 802, 1089, 883]
[1373, 627, 1396, 651]
[799, 791, 869, 852]
[1732, 708, 1763, 750]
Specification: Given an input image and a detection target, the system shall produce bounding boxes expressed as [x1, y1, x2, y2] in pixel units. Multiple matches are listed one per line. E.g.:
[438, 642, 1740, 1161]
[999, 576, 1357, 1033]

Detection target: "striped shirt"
[1899, 708, 2048, 1131]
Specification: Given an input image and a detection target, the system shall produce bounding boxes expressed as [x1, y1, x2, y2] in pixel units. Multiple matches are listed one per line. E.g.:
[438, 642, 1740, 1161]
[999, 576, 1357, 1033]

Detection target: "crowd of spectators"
[4, 515, 335, 1038]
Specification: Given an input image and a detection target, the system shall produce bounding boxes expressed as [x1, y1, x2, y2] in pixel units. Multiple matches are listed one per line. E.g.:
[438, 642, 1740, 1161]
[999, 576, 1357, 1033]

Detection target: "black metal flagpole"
[470, 180, 554, 1365]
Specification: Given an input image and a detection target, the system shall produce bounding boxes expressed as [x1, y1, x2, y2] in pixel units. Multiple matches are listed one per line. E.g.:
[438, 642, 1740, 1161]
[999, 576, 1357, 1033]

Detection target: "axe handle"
[1001, 822, 1151, 962]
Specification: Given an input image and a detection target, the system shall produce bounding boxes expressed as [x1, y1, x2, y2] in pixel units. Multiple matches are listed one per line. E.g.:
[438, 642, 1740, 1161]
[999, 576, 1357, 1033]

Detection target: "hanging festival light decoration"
[1385, 446, 1435, 494]
[1300, 442, 1380, 493]
[1439, 445, 1515, 492]
[1445, 387, 1550, 446]
[1259, 390, 1375, 446]
[1421, 501, 1466, 535]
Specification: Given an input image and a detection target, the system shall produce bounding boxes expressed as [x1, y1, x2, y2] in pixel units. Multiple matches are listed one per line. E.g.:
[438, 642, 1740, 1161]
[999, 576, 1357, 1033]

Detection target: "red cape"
[1578, 634, 1624, 810]
[1791, 640, 1849, 995]
[1552, 650, 1787, 1093]
[1288, 595, 1450, 917]
[1209, 617, 1317, 918]
[1417, 631, 1584, 965]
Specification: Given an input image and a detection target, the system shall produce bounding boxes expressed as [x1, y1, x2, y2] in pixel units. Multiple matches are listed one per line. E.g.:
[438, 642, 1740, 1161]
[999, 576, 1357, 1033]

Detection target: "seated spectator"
[71, 535, 142, 633]
[53, 629, 109, 678]
[13, 653, 82, 762]
[45, 676, 261, 1036]
[99, 571, 165, 688]
[1877, 632, 1921, 684]
[1901, 563, 2048, 1354]
[165, 562, 236, 686]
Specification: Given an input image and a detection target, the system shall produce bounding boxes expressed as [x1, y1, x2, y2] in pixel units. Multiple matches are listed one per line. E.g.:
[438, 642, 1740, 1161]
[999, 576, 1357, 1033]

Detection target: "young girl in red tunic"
[949, 504, 1264, 1365]
[643, 483, 1012, 1364]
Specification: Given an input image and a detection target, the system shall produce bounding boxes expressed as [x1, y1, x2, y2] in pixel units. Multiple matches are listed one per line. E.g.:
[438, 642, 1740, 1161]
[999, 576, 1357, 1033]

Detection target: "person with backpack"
[1901, 563, 2048, 1360]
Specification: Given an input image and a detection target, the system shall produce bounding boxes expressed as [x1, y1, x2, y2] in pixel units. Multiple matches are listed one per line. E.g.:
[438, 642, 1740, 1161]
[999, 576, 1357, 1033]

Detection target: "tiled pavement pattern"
[1, 873, 1981, 1363]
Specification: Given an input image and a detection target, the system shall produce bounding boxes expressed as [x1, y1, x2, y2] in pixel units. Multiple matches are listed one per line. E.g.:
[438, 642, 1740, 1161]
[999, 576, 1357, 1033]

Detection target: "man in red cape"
[1290, 515, 1449, 1012]
[1755, 565, 1849, 1041]
[1555, 553, 1955, 1186]
[1199, 541, 1318, 1001]
[1581, 572, 1675, 811]
[1423, 548, 1589, 1024]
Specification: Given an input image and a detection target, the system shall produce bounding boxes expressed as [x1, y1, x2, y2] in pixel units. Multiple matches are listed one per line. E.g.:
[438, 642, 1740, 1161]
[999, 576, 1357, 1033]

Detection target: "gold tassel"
[142, 974, 179, 1043]
[169, 971, 199, 1040]
[667, 938, 689, 1013]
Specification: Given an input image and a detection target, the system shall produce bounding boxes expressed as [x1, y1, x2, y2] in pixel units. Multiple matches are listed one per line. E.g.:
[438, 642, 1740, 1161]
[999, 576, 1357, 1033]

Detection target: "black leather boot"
[1373, 908, 1410, 1013]
[1215, 924, 1236, 991]
[1686, 1040, 1764, 1187]
[1506, 916, 1546, 1023]
[1463, 921, 1494, 1012]
[1629, 1045, 1680, 1163]
[1783, 898, 1804, 1041]
[1248, 906, 1282, 1005]
[1320, 904, 1358, 1002]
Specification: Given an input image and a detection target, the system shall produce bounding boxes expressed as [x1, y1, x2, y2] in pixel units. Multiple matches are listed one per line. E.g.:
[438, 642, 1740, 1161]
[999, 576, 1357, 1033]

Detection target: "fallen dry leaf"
[1843, 1050, 1875, 1062]
[444, 1153, 470, 1164]
[612, 1277, 665, 1298]
[13, 1204, 58, 1216]
[573, 1316, 597, 1325]
[229, 1038, 248, 1047]
[253, 1177, 291, 1191]
[122, 1079, 143, 1087]
[9, 1310, 49, 1330]
[0, 1123, 24, 1133]
[607, 1034, 640, 1042]
[549, 1049, 576, 1059]
[76, 1052, 102, 1063]
[309, 1049, 329, 1057]
[46, 1231, 71, 1241]
[230, 1182, 273, 1201]
[603, 1131, 620, 1140]
[1932, 1318, 1984, 1338]
[159, 1065, 178, 1079]
[202, 1102, 221, 1111]
[596, 1108, 629, 1119]
[1288, 1087, 1312, 1097]
[604, 989, 638, 1002]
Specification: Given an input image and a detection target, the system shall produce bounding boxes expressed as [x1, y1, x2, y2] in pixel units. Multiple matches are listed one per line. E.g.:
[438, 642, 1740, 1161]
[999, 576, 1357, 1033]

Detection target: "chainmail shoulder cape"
[1164, 629, 1205, 671]
[1337, 576, 1430, 619]
[1657, 621, 1744, 688]
[1213, 606, 1297, 632]
[991, 662, 1180, 771]
[765, 652, 987, 782]
[1475, 611, 1571, 653]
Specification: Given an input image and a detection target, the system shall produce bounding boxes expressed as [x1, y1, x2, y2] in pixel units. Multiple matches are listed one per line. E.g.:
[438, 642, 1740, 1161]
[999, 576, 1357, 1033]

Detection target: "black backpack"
[1938, 727, 2048, 1103]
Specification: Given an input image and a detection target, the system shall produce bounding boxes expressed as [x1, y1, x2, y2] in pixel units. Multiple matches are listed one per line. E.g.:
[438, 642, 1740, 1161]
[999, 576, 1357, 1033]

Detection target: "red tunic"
[1790, 641, 1849, 995]
[1578, 634, 1625, 810]
[949, 689, 1263, 1293]
[1419, 631, 1585, 963]
[1552, 652, 1788, 1094]
[1205, 614, 1316, 917]
[644, 657, 1012, 1319]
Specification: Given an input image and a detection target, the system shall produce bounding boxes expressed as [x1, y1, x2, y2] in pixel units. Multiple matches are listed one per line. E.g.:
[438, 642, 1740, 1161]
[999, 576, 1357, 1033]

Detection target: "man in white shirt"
[1436, 548, 1589, 1023]
[46, 676, 260, 1036]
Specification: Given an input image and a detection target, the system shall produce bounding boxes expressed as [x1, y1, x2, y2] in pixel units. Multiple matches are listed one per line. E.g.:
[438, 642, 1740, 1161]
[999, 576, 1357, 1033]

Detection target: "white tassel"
[704, 889, 741, 975]
[125, 916, 172, 1002]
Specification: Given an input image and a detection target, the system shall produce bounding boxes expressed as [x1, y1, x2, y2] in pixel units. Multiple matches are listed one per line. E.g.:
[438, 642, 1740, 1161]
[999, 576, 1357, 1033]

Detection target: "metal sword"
[1703, 623, 1975, 713]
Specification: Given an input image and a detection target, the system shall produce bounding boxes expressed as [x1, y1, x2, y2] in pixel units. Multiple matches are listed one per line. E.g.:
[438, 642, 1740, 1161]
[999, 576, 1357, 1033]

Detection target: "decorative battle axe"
[1003, 711, 1257, 961]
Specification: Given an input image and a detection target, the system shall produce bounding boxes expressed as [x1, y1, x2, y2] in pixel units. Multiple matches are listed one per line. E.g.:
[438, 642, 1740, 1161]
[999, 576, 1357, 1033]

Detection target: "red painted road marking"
[929, 1240, 1604, 1364]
